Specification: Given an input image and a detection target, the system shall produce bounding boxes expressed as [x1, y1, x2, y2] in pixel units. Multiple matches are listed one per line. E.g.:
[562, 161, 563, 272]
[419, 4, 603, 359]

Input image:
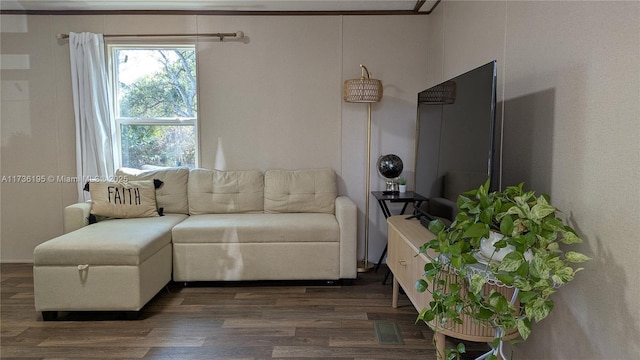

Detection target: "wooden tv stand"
[386, 215, 518, 359]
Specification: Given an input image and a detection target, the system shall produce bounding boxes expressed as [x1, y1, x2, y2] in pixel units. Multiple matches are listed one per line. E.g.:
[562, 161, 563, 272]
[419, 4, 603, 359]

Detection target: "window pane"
[115, 48, 197, 119]
[120, 124, 196, 168]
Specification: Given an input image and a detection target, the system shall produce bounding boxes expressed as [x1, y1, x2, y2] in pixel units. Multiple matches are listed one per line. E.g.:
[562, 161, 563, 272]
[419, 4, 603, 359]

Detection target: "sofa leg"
[42, 311, 58, 321]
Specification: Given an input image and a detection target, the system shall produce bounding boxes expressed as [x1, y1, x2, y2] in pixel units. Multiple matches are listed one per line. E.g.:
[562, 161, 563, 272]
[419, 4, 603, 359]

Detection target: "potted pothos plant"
[416, 181, 590, 360]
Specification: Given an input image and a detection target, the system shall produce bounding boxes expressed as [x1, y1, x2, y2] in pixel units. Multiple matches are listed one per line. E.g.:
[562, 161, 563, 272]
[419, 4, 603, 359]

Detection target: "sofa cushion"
[116, 167, 190, 214]
[88, 180, 159, 219]
[264, 168, 337, 214]
[172, 213, 339, 244]
[33, 214, 188, 266]
[188, 169, 264, 215]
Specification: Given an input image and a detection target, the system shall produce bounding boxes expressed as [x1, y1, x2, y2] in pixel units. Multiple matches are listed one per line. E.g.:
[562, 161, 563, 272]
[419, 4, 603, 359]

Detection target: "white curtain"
[69, 32, 115, 202]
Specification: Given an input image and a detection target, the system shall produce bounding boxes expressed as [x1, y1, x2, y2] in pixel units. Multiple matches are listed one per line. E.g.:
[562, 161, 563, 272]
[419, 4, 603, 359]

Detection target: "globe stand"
[384, 180, 399, 195]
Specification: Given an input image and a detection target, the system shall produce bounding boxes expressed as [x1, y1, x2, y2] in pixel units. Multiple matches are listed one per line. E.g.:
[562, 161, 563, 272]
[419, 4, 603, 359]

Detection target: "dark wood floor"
[1, 263, 489, 359]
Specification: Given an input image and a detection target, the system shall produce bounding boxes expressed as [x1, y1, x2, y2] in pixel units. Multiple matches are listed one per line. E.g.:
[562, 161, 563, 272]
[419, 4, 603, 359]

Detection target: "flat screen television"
[414, 60, 500, 222]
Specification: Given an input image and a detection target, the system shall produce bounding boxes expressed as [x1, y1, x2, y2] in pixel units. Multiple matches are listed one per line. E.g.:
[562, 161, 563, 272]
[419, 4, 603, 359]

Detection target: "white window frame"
[107, 42, 199, 169]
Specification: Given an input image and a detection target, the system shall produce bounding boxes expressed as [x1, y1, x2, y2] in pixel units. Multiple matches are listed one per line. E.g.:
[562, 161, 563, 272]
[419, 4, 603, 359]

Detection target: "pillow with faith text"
[89, 180, 159, 218]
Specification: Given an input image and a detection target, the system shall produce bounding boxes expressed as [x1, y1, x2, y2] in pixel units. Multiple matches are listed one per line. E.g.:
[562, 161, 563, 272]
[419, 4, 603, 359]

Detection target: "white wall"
[0, 14, 428, 264]
[427, 1, 639, 359]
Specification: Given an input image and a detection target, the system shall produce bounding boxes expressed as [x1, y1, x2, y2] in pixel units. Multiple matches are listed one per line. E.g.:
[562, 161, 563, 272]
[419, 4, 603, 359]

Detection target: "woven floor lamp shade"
[343, 70, 383, 103]
[343, 64, 383, 273]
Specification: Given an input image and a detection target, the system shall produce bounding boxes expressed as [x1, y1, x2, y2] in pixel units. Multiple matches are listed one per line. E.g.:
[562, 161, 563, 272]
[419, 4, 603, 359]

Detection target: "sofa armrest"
[427, 197, 458, 222]
[64, 202, 91, 233]
[335, 196, 357, 279]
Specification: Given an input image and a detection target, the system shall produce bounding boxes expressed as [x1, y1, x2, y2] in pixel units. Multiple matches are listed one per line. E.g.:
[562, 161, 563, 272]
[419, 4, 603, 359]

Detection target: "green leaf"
[456, 342, 466, 354]
[428, 219, 446, 235]
[512, 219, 527, 235]
[494, 295, 510, 313]
[478, 179, 490, 198]
[448, 243, 463, 257]
[500, 215, 514, 236]
[488, 291, 508, 309]
[546, 256, 564, 271]
[541, 286, 557, 297]
[494, 273, 514, 286]
[565, 251, 591, 263]
[445, 309, 460, 319]
[418, 308, 435, 322]
[448, 282, 462, 294]
[542, 216, 564, 231]
[514, 260, 530, 277]
[423, 262, 436, 272]
[506, 206, 527, 222]
[517, 318, 532, 340]
[457, 195, 474, 211]
[551, 266, 575, 285]
[477, 306, 494, 320]
[526, 297, 554, 323]
[451, 255, 462, 269]
[518, 291, 537, 304]
[561, 231, 583, 244]
[546, 242, 560, 252]
[470, 273, 486, 294]
[491, 338, 501, 351]
[421, 239, 439, 252]
[523, 232, 537, 247]
[513, 278, 533, 292]
[536, 195, 550, 206]
[529, 253, 551, 279]
[530, 203, 556, 221]
[462, 223, 489, 238]
[492, 239, 509, 249]
[498, 251, 524, 272]
[416, 279, 429, 293]
[480, 207, 495, 224]
[462, 253, 479, 264]
[532, 278, 552, 290]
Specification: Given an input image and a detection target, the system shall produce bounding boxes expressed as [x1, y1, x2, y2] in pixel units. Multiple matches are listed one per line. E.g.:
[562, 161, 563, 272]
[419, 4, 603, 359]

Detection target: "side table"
[371, 191, 427, 283]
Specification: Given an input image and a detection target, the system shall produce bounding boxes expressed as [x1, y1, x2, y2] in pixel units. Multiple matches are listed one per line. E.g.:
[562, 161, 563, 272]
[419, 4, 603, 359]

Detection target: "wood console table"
[387, 215, 519, 359]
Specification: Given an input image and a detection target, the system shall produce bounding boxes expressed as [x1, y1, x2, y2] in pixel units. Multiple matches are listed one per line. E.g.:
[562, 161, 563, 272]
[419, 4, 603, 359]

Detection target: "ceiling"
[0, 0, 439, 13]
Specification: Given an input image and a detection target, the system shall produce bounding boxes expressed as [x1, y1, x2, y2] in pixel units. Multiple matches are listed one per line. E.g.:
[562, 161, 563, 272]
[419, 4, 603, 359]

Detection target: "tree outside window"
[111, 45, 198, 169]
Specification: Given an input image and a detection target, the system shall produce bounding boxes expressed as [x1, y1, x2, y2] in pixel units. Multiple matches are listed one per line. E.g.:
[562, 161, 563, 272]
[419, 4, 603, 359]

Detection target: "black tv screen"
[414, 61, 499, 220]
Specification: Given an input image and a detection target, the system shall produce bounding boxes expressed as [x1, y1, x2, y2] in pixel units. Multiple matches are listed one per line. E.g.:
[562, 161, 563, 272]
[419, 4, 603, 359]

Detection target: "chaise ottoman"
[33, 213, 187, 320]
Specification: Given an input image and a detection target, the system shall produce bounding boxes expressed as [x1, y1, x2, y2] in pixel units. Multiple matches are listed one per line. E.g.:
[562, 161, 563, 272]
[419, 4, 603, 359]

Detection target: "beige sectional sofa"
[33, 167, 357, 320]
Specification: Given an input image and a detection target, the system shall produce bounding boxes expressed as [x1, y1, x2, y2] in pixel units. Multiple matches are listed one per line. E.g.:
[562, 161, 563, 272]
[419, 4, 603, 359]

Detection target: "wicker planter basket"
[429, 270, 520, 342]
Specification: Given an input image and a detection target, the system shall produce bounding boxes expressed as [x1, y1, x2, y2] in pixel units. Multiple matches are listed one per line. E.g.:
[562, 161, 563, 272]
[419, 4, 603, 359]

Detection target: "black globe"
[377, 154, 403, 179]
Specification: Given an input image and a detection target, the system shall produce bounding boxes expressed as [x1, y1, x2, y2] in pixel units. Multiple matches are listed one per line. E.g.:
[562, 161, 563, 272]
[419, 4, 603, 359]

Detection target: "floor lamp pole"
[343, 64, 382, 273]
[358, 102, 374, 273]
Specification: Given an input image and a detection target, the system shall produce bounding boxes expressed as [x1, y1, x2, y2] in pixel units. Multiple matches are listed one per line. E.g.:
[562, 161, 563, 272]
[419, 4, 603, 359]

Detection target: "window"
[109, 44, 198, 169]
